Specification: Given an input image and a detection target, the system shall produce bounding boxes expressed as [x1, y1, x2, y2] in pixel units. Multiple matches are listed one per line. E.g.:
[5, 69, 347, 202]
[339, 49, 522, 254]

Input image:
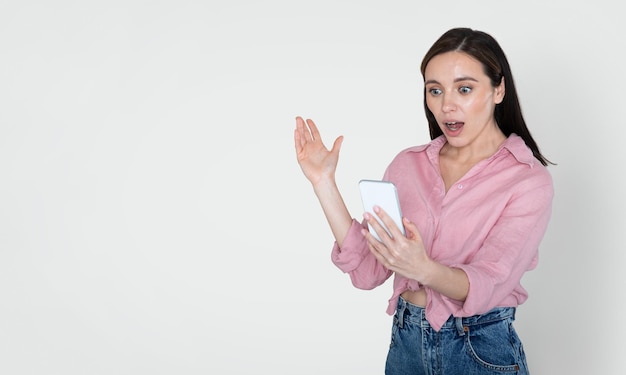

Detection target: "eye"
[428, 88, 442, 96]
[459, 86, 472, 94]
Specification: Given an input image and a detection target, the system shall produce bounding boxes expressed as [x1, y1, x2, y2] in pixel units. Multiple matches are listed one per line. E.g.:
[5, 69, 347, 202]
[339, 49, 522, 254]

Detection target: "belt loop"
[397, 298, 406, 329]
[455, 317, 465, 336]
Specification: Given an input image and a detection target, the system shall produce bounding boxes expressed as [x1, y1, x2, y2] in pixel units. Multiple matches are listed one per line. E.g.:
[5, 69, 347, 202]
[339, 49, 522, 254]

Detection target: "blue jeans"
[385, 297, 529, 375]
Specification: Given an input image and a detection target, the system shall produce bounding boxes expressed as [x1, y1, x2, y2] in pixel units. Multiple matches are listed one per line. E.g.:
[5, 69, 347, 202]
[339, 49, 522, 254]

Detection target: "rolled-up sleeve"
[331, 219, 393, 290]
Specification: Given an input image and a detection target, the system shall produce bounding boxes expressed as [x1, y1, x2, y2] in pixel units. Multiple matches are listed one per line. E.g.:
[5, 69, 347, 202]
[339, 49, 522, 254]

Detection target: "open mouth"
[445, 121, 464, 131]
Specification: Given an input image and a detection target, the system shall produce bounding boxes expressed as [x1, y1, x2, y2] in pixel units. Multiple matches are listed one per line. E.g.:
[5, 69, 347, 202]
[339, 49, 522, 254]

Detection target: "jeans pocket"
[463, 319, 523, 373]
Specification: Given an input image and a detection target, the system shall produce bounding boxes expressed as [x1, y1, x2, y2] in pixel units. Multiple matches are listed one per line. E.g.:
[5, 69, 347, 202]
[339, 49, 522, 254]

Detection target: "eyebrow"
[424, 76, 479, 85]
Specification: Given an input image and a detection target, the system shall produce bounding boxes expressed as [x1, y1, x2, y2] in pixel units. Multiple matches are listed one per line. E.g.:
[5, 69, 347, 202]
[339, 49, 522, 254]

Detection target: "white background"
[1, 1, 624, 374]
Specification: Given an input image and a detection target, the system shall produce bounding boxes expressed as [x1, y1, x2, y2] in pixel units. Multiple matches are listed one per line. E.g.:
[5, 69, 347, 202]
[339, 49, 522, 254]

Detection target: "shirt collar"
[408, 133, 537, 167]
[500, 134, 537, 166]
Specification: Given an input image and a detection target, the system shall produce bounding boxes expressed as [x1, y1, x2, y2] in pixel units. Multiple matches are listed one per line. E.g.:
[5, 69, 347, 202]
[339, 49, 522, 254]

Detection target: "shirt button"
[457, 184, 464, 189]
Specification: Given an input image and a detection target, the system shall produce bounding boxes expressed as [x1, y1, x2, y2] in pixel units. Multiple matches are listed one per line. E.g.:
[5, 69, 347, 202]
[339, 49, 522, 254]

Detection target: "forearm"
[312, 178, 353, 247]
[421, 260, 469, 302]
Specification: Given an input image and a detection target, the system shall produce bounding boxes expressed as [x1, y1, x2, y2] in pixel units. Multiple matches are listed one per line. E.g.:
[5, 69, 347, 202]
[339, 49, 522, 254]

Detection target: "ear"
[494, 76, 505, 104]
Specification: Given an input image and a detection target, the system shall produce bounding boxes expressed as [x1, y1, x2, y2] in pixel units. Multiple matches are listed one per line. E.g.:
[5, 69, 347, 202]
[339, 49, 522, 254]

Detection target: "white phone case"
[358, 179, 405, 241]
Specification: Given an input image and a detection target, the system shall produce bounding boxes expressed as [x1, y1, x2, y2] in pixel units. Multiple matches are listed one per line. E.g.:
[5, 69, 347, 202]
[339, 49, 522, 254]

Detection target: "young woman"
[294, 27, 553, 374]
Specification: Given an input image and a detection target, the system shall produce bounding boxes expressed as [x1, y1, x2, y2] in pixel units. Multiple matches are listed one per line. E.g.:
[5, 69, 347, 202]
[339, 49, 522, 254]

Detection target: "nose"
[442, 95, 456, 112]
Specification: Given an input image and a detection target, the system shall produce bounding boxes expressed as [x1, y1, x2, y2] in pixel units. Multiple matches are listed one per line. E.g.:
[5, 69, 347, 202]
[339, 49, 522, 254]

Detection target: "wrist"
[417, 257, 438, 287]
[312, 176, 337, 195]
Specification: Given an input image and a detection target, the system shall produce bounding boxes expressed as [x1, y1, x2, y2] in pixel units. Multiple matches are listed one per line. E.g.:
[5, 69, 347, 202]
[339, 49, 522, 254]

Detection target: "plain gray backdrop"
[1, 1, 624, 374]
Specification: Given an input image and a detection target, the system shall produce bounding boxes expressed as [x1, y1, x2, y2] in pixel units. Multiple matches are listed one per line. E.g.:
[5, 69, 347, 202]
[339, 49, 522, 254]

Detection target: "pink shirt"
[331, 134, 553, 331]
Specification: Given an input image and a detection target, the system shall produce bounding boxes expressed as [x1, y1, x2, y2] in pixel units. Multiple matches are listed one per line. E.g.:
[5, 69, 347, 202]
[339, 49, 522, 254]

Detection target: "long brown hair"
[420, 28, 552, 166]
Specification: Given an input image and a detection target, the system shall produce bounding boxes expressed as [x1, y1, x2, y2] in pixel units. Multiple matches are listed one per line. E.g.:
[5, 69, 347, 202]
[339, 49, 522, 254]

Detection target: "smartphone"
[358, 179, 405, 241]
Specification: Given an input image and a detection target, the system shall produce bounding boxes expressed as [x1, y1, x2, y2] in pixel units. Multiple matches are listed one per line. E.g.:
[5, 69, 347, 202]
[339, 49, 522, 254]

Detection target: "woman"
[294, 27, 553, 374]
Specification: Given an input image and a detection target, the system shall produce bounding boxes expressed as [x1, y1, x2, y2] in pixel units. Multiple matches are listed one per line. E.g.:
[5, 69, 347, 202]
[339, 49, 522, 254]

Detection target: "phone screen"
[358, 179, 405, 241]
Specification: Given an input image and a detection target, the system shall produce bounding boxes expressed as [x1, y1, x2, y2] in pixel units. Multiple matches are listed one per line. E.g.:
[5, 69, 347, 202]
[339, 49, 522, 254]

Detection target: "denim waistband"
[395, 296, 516, 333]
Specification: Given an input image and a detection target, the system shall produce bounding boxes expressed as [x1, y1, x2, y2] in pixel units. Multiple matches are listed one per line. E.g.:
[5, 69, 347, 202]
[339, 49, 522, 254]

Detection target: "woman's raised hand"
[294, 116, 343, 187]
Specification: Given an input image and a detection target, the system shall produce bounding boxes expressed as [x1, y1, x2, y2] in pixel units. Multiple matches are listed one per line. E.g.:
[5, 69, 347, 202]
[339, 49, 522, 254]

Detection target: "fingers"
[371, 206, 404, 239]
[295, 116, 312, 143]
[293, 121, 308, 153]
[363, 212, 388, 242]
[305, 118, 321, 141]
[295, 116, 323, 146]
[295, 116, 317, 141]
[294, 116, 315, 157]
[361, 219, 395, 269]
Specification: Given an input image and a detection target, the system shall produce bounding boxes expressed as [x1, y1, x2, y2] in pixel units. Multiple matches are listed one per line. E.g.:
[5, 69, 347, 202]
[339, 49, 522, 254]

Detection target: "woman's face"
[424, 51, 505, 149]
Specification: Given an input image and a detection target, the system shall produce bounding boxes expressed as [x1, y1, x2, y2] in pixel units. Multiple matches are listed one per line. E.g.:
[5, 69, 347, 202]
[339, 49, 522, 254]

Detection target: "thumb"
[402, 217, 422, 241]
[330, 135, 344, 155]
